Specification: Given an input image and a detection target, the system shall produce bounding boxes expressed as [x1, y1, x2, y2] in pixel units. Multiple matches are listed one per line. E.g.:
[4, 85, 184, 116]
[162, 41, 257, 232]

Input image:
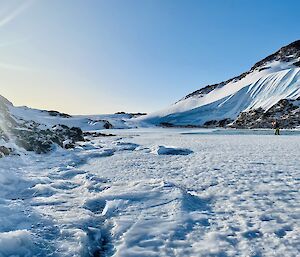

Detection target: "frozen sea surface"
[0, 128, 299, 257]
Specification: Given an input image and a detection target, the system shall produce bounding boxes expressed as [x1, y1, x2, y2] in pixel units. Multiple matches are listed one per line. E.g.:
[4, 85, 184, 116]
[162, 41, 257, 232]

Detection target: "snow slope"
[142, 41, 300, 126]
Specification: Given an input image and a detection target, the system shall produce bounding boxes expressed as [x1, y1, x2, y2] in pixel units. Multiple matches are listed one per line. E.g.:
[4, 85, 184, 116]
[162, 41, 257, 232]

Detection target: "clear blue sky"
[1, 0, 300, 114]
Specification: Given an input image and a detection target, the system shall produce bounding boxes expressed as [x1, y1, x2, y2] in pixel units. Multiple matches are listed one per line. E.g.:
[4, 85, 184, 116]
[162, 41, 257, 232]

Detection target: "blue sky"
[1, 0, 300, 114]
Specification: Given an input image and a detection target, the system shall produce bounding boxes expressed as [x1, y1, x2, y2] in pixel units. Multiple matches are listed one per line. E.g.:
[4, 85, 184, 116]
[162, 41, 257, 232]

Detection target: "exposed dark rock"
[251, 40, 300, 71]
[88, 119, 113, 129]
[52, 125, 85, 143]
[182, 84, 219, 100]
[1, 96, 85, 154]
[159, 119, 233, 128]
[15, 130, 54, 154]
[115, 112, 147, 118]
[13, 124, 85, 153]
[103, 121, 113, 129]
[258, 66, 271, 72]
[63, 141, 75, 149]
[181, 70, 251, 101]
[293, 60, 300, 67]
[0, 146, 12, 157]
[230, 98, 300, 129]
[203, 118, 233, 128]
[159, 122, 175, 128]
[47, 110, 72, 118]
[130, 112, 147, 117]
[83, 131, 115, 137]
[159, 122, 202, 128]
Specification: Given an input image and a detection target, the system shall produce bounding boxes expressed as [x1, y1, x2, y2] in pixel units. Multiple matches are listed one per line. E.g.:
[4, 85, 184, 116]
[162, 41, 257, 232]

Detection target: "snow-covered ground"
[0, 128, 299, 257]
[8, 104, 135, 130]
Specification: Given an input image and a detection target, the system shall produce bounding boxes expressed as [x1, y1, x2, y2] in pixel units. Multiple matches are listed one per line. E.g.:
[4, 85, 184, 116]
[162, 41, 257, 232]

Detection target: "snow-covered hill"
[142, 40, 300, 128]
[0, 95, 140, 156]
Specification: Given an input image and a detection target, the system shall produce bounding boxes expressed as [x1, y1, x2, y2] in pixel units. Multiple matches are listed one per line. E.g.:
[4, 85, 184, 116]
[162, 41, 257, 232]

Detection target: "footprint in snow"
[83, 198, 107, 214]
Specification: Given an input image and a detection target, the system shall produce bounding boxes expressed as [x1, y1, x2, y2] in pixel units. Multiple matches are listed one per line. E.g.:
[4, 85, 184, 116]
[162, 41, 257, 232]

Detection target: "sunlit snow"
[1, 128, 299, 256]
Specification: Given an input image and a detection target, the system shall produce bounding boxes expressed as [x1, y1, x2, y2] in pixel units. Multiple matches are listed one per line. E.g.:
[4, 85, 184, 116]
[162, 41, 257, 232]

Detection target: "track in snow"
[1, 128, 300, 257]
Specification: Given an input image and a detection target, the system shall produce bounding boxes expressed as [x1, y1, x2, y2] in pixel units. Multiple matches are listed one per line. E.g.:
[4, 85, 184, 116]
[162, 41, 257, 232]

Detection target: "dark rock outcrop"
[103, 121, 113, 129]
[230, 98, 300, 129]
[250, 40, 300, 71]
[46, 110, 72, 118]
[83, 131, 115, 137]
[0, 146, 12, 157]
[203, 118, 233, 128]
[87, 119, 113, 129]
[115, 112, 147, 118]
[0, 95, 85, 155]
[12, 124, 85, 154]
[159, 122, 202, 128]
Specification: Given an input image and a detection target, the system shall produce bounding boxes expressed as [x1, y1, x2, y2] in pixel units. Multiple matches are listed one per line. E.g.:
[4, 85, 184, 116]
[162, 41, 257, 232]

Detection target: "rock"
[293, 60, 300, 67]
[203, 118, 233, 128]
[83, 131, 115, 137]
[103, 121, 113, 129]
[160, 122, 175, 128]
[230, 98, 300, 129]
[87, 119, 113, 129]
[0, 96, 85, 155]
[0, 146, 11, 157]
[14, 129, 54, 154]
[63, 139, 75, 149]
[47, 110, 72, 118]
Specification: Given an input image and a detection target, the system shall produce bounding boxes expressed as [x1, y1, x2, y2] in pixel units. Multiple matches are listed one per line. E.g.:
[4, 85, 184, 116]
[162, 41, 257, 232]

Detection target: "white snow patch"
[151, 145, 193, 155]
[0, 230, 36, 257]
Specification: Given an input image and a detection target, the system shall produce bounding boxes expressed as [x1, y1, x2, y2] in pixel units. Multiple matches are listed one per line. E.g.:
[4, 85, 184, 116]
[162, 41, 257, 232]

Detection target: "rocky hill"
[0, 95, 136, 157]
[142, 40, 300, 129]
[0, 95, 85, 157]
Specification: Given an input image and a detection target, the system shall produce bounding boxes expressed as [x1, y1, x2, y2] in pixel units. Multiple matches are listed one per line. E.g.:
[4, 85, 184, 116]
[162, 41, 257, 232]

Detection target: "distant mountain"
[142, 40, 300, 128]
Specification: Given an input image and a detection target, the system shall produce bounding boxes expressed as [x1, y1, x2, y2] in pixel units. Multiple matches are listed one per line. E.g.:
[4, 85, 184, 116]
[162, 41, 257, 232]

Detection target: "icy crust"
[0, 230, 37, 257]
[0, 128, 300, 256]
[83, 129, 299, 257]
[151, 145, 194, 155]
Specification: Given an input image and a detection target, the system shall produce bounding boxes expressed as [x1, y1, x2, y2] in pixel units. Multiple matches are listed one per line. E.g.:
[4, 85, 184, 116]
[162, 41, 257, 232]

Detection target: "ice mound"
[152, 145, 193, 155]
[0, 230, 37, 256]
